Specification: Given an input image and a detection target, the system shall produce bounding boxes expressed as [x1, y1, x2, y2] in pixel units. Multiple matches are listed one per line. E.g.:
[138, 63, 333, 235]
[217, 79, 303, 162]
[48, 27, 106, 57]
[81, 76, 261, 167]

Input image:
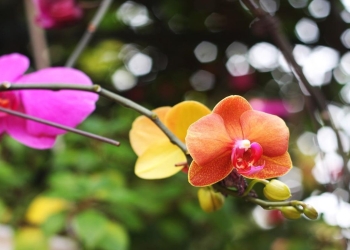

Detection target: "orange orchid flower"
[186, 95, 292, 187]
[129, 101, 211, 179]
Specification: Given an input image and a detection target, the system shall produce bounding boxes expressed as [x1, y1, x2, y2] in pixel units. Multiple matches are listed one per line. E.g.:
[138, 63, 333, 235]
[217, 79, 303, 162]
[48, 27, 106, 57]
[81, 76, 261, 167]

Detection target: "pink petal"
[0, 53, 29, 82]
[33, 0, 83, 29]
[5, 113, 55, 149]
[0, 118, 7, 135]
[186, 113, 233, 166]
[14, 68, 98, 143]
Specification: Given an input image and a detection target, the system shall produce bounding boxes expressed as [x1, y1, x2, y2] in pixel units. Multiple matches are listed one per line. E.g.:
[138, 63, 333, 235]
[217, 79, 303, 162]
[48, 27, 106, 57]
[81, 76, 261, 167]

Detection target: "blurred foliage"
[0, 0, 349, 249]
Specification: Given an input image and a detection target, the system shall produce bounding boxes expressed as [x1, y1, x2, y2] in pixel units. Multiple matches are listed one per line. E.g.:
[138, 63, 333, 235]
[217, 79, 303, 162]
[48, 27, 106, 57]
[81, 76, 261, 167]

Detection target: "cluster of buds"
[262, 179, 318, 220]
[197, 178, 319, 222]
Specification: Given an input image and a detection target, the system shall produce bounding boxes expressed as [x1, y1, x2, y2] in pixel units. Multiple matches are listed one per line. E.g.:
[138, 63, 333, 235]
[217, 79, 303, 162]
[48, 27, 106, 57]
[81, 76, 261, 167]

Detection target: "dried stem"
[65, 0, 113, 67]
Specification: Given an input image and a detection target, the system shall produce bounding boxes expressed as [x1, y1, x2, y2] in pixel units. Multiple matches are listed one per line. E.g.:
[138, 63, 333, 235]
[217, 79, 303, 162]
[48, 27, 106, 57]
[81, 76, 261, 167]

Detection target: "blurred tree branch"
[241, 0, 350, 190]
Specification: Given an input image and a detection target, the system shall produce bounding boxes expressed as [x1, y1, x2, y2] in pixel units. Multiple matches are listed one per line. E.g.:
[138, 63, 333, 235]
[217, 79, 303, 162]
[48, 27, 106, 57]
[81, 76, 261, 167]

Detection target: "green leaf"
[97, 222, 129, 250]
[41, 212, 66, 237]
[72, 209, 108, 249]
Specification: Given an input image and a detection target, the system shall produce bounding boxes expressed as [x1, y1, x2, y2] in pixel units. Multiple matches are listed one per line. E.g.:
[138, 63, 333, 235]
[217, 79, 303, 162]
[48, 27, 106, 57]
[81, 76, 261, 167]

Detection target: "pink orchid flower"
[0, 53, 98, 149]
[250, 98, 289, 118]
[186, 95, 292, 187]
[33, 0, 83, 29]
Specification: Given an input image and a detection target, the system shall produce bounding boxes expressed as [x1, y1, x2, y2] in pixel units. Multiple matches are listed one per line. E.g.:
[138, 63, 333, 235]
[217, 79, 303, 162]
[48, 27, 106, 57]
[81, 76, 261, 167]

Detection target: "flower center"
[231, 139, 265, 175]
[0, 92, 18, 117]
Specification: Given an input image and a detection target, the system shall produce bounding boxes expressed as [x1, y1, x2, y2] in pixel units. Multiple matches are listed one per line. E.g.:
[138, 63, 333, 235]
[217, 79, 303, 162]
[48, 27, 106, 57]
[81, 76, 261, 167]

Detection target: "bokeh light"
[248, 42, 278, 72]
[194, 41, 218, 63]
[302, 46, 339, 86]
[295, 18, 319, 44]
[288, 0, 308, 8]
[189, 70, 215, 91]
[308, 0, 331, 19]
[259, 0, 280, 14]
[127, 53, 153, 76]
[297, 131, 318, 156]
[116, 1, 152, 28]
[111, 68, 137, 91]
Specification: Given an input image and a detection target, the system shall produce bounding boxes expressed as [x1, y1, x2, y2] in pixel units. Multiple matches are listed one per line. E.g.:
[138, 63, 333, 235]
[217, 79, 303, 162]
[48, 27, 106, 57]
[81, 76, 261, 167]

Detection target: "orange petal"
[186, 113, 233, 166]
[165, 101, 211, 142]
[213, 95, 252, 140]
[129, 107, 170, 156]
[241, 152, 292, 179]
[188, 152, 232, 187]
[135, 140, 186, 179]
[240, 110, 289, 157]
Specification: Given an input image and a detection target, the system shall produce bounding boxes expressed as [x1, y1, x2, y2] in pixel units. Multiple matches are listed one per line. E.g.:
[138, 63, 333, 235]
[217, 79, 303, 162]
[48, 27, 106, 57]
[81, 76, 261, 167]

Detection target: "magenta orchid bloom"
[250, 98, 289, 118]
[33, 0, 83, 29]
[0, 53, 98, 149]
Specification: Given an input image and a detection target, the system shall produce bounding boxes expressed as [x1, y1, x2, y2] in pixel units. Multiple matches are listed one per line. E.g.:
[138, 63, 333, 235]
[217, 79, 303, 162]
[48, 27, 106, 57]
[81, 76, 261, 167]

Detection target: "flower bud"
[197, 187, 225, 213]
[303, 204, 318, 220]
[280, 206, 302, 220]
[263, 179, 291, 201]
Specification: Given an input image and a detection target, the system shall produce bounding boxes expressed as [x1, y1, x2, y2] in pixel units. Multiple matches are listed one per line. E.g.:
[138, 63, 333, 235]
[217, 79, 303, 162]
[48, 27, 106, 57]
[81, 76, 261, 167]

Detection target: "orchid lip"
[231, 139, 264, 175]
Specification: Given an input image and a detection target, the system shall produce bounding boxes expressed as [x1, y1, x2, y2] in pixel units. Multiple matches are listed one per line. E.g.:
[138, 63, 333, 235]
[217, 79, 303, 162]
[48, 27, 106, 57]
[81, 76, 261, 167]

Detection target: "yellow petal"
[165, 101, 211, 142]
[129, 107, 171, 156]
[135, 140, 187, 179]
[25, 196, 69, 225]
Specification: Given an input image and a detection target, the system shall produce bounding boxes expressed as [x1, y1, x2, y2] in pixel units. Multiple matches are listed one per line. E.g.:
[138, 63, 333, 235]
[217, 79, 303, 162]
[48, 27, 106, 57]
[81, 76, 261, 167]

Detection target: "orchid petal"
[213, 95, 252, 140]
[186, 113, 232, 166]
[241, 152, 292, 179]
[5, 114, 56, 149]
[15, 68, 98, 140]
[0, 53, 29, 82]
[130, 107, 171, 156]
[188, 152, 232, 187]
[240, 110, 289, 157]
[135, 140, 186, 179]
[0, 118, 7, 135]
[165, 101, 211, 142]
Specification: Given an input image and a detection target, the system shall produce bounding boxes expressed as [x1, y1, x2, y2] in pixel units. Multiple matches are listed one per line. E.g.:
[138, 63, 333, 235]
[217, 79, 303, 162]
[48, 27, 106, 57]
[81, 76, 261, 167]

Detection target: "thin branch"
[0, 82, 187, 154]
[65, 0, 113, 67]
[0, 106, 119, 146]
[23, 0, 50, 69]
[241, 0, 350, 189]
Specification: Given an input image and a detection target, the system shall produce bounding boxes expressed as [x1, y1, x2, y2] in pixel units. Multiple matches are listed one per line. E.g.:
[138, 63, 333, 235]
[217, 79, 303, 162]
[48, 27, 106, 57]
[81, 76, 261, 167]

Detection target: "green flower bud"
[263, 179, 291, 201]
[197, 187, 225, 213]
[303, 204, 318, 220]
[280, 206, 302, 220]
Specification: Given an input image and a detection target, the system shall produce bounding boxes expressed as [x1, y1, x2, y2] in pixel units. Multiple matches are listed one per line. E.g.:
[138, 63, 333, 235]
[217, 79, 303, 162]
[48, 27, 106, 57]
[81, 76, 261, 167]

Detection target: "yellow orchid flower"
[129, 101, 211, 179]
[25, 196, 69, 225]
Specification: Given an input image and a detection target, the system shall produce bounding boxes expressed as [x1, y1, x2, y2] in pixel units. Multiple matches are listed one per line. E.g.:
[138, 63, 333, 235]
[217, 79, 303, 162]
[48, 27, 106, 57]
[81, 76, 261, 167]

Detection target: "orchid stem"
[65, 0, 113, 67]
[241, 179, 269, 197]
[214, 183, 306, 211]
[246, 197, 304, 211]
[0, 106, 120, 146]
[0, 82, 187, 154]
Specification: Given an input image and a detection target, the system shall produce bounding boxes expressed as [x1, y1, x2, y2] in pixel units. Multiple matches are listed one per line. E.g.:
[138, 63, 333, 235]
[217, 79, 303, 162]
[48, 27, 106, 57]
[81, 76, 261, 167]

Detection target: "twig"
[0, 82, 187, 154]
[0, 106, 119, 146]
[65, 0, 113, 67]
[241, 0, 350, 189]
[23, 0, 50, 69]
